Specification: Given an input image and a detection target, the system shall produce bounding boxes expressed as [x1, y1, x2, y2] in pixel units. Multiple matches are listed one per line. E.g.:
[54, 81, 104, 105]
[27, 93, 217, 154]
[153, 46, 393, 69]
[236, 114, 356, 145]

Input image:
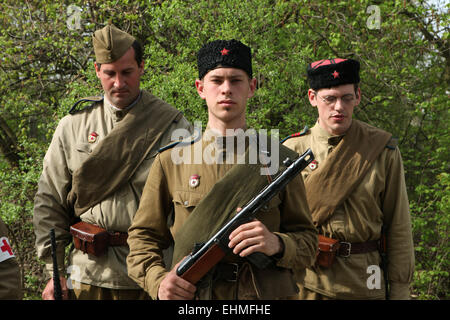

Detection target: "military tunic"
[127, 128, 318, 299]
[0, 217, 22, 299]
[33, 91, 192, 290]
[283, 121, 415, 299]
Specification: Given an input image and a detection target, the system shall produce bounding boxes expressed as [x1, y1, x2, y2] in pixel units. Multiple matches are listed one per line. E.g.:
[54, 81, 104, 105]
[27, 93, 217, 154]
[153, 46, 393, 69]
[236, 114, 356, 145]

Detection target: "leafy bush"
[411, 173, 449, 299]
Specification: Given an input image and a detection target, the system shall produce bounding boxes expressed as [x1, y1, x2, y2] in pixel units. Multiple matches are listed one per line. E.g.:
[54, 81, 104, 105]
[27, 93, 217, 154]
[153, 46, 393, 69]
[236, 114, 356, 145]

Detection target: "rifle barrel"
[50, 229, 63, 300]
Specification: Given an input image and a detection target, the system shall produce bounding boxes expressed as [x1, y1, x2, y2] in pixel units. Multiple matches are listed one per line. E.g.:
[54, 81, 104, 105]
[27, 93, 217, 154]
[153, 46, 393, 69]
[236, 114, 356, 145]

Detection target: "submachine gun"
[176, 148, 314, 284]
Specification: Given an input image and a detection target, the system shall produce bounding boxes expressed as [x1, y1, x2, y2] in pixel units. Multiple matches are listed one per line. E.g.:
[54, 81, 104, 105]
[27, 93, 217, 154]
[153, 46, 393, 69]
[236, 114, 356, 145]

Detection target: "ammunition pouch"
[70, 221, 128, 257]
[316, 235, 340, 268]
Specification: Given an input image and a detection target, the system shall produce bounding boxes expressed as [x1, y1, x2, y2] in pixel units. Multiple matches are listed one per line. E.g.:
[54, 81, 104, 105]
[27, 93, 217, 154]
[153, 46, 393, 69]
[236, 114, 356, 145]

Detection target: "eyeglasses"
[314, 92, 356, 106]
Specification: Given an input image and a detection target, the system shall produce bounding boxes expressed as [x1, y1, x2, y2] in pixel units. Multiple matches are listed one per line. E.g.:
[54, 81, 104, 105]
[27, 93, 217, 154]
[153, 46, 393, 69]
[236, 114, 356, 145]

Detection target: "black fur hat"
[197, 39, 252, 79]
[307, 58, 360, 90]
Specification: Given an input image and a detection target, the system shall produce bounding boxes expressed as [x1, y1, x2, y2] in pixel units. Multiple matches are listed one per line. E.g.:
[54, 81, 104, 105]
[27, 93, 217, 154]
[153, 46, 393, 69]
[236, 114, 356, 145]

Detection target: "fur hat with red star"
[197, 39, 252, 79]
[307, 58, 360, 90]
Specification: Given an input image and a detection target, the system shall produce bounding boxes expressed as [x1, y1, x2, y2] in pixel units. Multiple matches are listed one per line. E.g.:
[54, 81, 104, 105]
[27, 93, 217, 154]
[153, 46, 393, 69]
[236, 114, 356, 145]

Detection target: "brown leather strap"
[214, 263, 240, 282]
[108, 232, 128, 246]
[338, 240, 379, 257]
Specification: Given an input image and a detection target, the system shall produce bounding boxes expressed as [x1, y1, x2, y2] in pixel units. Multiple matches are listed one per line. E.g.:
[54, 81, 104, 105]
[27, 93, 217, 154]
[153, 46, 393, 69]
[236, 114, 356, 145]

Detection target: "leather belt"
[108, 231, 128, 246]
[214, 262, 240, 282]
[337, 240, 380, 257]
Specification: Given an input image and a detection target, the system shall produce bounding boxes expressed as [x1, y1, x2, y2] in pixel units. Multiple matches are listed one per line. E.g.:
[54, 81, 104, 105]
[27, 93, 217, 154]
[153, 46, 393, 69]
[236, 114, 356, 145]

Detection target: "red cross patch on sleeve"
[0, 237, 15, 262]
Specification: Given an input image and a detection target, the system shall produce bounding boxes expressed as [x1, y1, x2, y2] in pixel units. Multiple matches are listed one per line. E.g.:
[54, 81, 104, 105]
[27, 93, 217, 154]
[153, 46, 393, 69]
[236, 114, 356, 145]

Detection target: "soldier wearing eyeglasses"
[282, 58, 414, 300]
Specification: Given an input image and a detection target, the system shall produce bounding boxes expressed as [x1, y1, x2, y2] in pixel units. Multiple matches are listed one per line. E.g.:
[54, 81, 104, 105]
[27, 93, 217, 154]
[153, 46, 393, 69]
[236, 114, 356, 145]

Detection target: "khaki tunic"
[283, 122, 414, 299]
[0, 217, 22, 299]
[33, 91, 192, 289]
[127, 129, 318, 299]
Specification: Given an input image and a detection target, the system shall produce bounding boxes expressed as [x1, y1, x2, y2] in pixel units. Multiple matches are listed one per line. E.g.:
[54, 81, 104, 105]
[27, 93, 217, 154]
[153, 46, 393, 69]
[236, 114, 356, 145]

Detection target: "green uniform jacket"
[127, 128, 318, 299]
[283, 121, 415, 299]
[0, 217, 22, 299]
[33, 91, 192, 289]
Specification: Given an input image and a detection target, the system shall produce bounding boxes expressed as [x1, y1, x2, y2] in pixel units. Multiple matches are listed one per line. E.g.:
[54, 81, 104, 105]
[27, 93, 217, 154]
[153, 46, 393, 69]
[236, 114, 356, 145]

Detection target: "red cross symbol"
[220, 48, 230, 56]
[1, 238, 13, 256]
[332, 70, 340, 78]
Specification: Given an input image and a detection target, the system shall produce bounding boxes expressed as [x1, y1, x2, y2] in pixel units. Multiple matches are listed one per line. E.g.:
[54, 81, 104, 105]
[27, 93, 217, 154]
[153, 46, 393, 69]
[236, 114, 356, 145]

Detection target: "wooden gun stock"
[179, 244, 226, 284]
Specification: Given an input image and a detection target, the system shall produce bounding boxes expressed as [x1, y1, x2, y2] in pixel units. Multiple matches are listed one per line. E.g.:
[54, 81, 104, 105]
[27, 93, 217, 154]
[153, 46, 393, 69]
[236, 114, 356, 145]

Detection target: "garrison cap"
[307, 58, 360, 90]
[197, 39, 252, 79]
[93, 24, 135, 63]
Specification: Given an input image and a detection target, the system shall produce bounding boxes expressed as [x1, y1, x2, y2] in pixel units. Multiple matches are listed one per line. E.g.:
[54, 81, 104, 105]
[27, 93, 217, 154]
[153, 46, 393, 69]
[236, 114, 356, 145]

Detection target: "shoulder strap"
[306, 120, 392, 226]
[280, 125, 309, 143]
[158, 126, 202, 153]
[69, 96, 104, 114]
[385, 137, 398, 150]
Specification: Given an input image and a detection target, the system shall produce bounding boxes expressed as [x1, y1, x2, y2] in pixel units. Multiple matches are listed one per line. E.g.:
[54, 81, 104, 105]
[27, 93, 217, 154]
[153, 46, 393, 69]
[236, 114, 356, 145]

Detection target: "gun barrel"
[50, 229, 63, 300]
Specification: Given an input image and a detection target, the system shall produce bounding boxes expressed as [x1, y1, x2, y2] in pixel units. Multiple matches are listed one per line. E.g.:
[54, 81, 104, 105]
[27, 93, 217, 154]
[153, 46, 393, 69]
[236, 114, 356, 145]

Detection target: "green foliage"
[0, 0, 448, 299]
[411, 172, 450, 299]
[0, 140, 45, 299]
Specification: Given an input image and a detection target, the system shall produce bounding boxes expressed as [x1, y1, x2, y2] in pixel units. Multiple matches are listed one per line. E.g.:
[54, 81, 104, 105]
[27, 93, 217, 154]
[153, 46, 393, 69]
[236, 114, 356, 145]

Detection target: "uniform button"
[184, 201, 189, 206]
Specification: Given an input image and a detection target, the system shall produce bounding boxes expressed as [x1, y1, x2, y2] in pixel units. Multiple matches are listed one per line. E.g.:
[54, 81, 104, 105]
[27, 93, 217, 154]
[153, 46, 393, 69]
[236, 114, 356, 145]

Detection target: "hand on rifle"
[158, 259, 197, 300]
[42, 277, 69, 300]
[228, 208, 284, 258]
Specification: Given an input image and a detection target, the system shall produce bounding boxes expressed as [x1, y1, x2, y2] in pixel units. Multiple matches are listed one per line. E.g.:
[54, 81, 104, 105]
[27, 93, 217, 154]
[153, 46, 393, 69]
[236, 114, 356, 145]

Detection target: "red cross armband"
[0, 237, 15, 262]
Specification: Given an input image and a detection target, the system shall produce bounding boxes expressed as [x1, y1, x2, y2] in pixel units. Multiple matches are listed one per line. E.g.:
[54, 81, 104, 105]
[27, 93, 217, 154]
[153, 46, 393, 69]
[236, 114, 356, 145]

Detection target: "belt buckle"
[227, 263, 239, 282]
[339, 242, 351, 257]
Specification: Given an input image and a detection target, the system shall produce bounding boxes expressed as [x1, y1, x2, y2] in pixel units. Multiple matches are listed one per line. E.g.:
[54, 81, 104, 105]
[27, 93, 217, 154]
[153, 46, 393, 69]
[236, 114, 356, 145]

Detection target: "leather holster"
[316, 235, 341, 268]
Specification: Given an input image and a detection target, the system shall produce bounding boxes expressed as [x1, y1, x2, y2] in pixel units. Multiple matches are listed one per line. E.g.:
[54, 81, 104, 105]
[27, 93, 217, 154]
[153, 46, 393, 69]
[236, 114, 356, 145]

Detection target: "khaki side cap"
[92, 24, 135, 63]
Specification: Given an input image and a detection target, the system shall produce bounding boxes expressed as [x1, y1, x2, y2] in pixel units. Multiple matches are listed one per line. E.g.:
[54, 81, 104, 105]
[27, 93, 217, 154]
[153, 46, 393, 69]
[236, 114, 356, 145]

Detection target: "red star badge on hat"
[220, 48, 230, 56]
[332, 70, 340, 78]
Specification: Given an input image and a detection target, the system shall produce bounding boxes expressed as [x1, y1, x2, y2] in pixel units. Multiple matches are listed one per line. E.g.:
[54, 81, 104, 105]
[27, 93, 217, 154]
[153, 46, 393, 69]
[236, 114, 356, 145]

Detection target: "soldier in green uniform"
[0, 217, 22, 300]
[33, 24, 192, 300]
[126, 39, 318, 300]
[283, 58, 415, 299]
